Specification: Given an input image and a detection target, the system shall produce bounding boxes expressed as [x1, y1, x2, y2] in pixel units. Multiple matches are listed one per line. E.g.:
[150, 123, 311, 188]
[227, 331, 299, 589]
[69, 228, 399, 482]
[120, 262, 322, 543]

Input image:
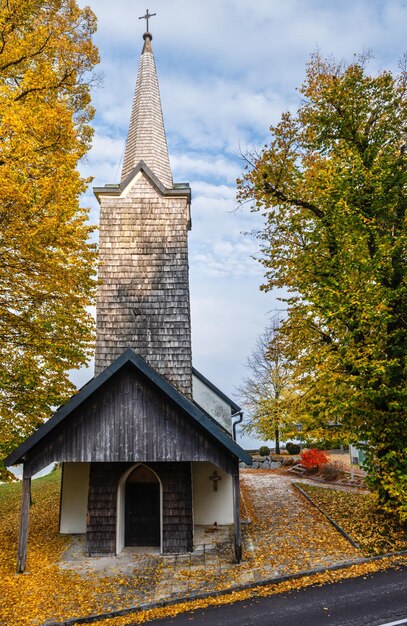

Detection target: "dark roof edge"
[5, 350, 251, 467]
[192, 367, 241, 413]
[4, 364, 115, 466]
[93, 160, 191, 203]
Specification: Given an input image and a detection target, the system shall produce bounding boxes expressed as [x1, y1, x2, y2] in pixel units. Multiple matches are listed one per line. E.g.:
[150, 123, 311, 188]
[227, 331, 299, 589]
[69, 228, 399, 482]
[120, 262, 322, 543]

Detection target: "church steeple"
[93, 21, 192, 397]
[121, 30, 173, 188]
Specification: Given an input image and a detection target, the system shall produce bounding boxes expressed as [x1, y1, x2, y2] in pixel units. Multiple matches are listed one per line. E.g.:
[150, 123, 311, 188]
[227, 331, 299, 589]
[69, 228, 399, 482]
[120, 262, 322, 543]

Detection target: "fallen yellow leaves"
[298, 484, 407, 555]
[1, 468, 404, 626]
[89, 555, 407, 626]
[239, 471, 361, 576]
[0, 470, 156, 626]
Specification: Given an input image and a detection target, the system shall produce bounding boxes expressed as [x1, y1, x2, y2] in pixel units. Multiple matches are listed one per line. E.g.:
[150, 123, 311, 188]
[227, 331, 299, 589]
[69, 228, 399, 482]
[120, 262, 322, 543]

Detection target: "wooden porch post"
[232, 463, 242, 564]
[17, 468, 31, 573]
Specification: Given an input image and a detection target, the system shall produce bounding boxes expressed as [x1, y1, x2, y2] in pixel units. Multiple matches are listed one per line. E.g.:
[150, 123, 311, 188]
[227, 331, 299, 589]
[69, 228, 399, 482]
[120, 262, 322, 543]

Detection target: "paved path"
[59, 470, 361, 608]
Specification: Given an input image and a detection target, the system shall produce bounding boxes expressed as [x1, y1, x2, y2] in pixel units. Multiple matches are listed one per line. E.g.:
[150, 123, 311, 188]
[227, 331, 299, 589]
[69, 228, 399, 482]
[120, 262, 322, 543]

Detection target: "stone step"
[288, 464, 308, 475]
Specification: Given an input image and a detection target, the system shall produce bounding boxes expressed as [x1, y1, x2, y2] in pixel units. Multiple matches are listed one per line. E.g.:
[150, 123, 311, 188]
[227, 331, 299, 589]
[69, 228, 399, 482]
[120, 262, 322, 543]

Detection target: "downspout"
[231, 413, 244, 563]
[232, 411, 243, 442]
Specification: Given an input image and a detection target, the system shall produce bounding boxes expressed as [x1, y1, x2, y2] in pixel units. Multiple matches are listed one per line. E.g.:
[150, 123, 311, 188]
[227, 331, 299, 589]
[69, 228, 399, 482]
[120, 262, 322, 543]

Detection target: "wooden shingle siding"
[158, 462, 193, 553]
[121, 37, 173, 187]
[24, 366, 235, 477]
[86, 462, 193, 556]
[94, 173, 192, 398]
[86, 463, 124, 556]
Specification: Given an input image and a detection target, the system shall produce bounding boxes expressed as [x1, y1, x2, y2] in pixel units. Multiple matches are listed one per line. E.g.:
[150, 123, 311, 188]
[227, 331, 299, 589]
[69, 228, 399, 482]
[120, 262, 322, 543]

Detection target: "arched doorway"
[121, 465, 161, 549]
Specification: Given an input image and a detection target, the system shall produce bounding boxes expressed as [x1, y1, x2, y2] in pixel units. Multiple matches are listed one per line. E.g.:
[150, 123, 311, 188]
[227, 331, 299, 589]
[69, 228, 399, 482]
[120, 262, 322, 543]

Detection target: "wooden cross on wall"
[139, 9, 156, 32]
[209, 471, 222, 492]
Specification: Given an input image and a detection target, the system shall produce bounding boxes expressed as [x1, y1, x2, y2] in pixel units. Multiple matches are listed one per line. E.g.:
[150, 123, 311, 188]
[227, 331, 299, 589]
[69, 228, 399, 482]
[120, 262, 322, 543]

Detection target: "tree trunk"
[275, 424, 280, 454]
[17, 472, 31, 573]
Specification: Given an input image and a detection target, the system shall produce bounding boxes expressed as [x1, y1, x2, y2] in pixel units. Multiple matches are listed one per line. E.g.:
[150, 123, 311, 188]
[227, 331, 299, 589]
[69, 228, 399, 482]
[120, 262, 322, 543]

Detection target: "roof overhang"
[5, 349, 252, 467]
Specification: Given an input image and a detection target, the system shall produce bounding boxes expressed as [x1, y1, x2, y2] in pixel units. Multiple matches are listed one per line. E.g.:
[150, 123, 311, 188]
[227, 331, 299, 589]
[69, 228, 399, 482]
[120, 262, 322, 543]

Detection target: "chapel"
[5, 21, 250, 573]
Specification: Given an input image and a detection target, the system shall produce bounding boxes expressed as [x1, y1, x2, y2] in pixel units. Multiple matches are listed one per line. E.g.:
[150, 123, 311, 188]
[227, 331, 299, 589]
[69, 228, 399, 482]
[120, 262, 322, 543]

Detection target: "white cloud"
[88, 133, 124, 165]
[161, 75, 285, 154]
[171, 154, 240, 183]
[190, 238, 263, 280]
[190, 181, 236, 199]
[73, 0, 405, 447]
[83, 0, 406, 84]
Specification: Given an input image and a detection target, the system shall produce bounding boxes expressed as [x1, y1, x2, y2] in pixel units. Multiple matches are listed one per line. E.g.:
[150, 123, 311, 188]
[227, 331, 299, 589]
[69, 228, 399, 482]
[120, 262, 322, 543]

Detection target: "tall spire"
[121, 31, 173, 187]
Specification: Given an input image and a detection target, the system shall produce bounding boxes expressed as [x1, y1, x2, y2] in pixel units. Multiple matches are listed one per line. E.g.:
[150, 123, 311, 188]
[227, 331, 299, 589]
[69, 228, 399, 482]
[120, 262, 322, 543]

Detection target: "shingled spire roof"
[121, 32, 173, 188]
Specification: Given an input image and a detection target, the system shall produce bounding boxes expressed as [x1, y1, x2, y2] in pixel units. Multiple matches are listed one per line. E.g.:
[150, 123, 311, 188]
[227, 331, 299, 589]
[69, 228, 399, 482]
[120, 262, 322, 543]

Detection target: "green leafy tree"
[237, 53, 407, 523]
[0, 0, 99, 479]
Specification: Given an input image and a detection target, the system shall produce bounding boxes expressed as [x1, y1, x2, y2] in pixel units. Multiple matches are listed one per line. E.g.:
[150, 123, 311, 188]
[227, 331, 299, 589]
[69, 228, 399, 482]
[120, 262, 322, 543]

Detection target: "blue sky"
[74, 0, 406, 448]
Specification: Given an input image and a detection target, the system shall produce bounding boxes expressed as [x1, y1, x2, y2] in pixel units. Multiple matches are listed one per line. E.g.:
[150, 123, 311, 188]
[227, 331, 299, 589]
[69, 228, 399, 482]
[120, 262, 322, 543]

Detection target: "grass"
[299, 483, 407, 556]
[0, 465, 60, 501]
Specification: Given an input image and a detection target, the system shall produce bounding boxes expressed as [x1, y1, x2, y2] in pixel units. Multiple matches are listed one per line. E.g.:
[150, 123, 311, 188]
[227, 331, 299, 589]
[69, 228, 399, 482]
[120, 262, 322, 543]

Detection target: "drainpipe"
[232, 411, 243, 442]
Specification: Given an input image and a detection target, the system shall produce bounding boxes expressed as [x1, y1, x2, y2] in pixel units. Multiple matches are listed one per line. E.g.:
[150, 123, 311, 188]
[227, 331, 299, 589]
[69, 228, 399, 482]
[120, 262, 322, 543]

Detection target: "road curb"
[45, 550, 407, 626]
[291, 482, 361, 550]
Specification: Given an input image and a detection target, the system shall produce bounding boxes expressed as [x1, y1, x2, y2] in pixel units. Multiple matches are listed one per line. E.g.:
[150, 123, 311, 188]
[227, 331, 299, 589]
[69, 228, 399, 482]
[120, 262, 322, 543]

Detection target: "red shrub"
[300, 448, 329, 469]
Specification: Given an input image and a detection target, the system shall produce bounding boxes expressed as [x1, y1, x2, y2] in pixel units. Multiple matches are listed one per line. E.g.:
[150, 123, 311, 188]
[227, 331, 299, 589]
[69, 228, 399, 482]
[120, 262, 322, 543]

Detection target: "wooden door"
[125, 482, 160, 546]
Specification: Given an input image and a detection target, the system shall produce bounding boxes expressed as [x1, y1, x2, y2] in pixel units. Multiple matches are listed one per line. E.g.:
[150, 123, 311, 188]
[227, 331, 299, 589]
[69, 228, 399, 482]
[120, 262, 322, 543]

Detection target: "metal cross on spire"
[139, 9, 156, 32]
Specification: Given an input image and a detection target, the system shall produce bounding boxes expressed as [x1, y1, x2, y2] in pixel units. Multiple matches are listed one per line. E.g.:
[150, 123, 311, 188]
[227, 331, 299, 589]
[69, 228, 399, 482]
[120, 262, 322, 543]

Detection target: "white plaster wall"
[350, 445, 358, 464]
[192, 375, 232, 433]
[117, 476, 125, 555]
[192, 462, 233, 525]
[60, 463, 90, 534]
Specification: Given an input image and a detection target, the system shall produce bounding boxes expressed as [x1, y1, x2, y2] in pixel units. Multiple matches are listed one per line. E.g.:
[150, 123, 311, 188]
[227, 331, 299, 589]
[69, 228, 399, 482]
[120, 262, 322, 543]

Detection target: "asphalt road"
[137, 565, 407, 626]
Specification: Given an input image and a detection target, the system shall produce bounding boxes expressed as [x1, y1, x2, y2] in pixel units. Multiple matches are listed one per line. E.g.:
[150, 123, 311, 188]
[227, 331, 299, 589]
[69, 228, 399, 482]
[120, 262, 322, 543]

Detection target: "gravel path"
[240, 470, 362, 580]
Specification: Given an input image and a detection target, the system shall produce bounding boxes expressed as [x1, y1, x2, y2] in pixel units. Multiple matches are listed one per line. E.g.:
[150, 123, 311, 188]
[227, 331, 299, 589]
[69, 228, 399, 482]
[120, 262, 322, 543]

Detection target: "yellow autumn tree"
[0, 0, 99, 478]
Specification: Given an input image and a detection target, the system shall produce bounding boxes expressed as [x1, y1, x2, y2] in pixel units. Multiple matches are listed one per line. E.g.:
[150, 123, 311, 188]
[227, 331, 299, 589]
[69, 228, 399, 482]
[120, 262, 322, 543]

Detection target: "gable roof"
[93, 160, 191, 230]
[93, 160, 191, 202]
[192, 367, 242, 414]
[5, 349, 251, 467]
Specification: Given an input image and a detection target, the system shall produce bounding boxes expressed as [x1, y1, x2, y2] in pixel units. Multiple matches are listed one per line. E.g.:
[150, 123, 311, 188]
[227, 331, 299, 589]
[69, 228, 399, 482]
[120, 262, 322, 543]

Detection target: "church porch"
[59, 460, 240, 559]
[84, 461, 193, 557]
